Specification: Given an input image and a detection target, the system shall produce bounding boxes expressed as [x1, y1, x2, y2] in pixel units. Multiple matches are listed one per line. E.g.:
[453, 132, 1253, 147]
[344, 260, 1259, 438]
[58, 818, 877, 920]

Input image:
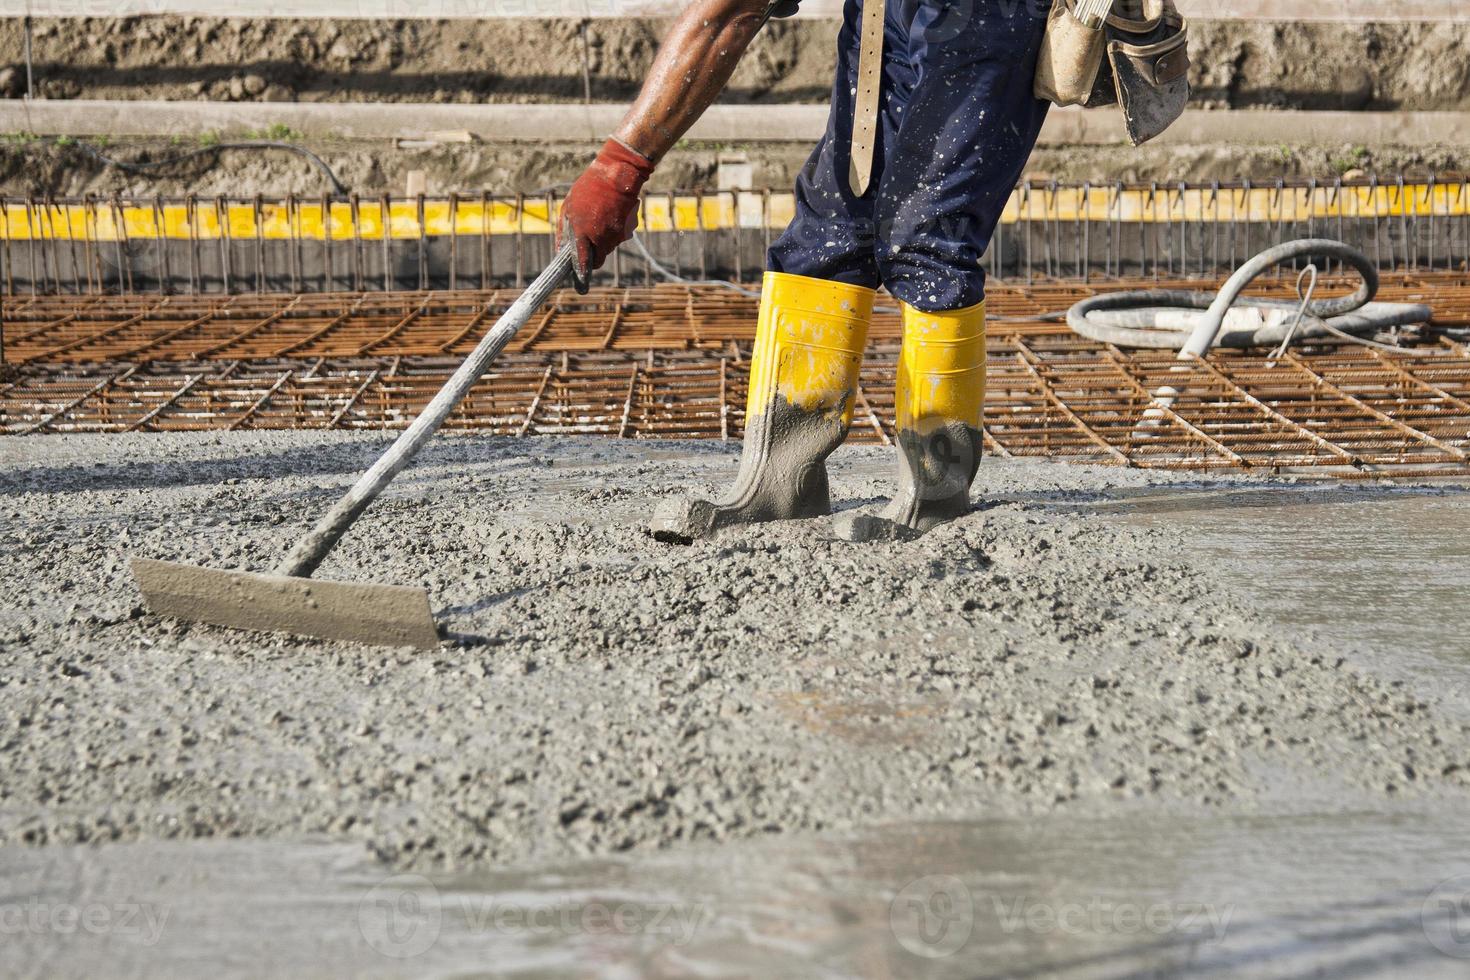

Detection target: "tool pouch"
[1034, 0, 1190, 146]
[1034, 0, 1110, 107]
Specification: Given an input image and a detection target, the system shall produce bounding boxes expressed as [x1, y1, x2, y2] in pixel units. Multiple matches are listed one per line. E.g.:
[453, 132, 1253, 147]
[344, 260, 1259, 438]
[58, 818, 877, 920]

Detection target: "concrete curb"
[4, 100, 1470, 148]
[0, 99, 820, 143]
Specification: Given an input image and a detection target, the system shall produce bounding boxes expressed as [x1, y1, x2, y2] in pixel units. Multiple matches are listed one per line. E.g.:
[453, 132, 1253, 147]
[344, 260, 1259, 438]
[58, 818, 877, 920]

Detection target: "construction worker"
[559, 0, 1052, 540]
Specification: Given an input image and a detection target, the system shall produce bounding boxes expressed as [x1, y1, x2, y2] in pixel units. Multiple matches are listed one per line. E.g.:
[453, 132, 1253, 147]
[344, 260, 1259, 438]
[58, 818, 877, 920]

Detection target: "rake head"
[131, 558, 440, 649]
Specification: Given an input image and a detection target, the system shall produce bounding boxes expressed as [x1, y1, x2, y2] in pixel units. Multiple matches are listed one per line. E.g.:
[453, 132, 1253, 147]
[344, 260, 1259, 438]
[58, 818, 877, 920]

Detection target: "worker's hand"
[558, 138, 655, 292]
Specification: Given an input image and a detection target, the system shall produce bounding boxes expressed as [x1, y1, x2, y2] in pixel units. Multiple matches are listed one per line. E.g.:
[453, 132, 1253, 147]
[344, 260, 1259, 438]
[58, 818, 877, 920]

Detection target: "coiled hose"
[1067, 239, 1428, 352]
[1066, 239, 1432, 414]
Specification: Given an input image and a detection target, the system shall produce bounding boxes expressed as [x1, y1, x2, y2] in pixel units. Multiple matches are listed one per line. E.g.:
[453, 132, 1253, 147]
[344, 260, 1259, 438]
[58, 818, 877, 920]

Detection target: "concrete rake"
[131, 243, 575, 649]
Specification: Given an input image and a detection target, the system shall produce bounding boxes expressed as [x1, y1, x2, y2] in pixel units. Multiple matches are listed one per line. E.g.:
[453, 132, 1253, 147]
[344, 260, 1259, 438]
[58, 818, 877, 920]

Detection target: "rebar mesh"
[6, 274, 1470, 478]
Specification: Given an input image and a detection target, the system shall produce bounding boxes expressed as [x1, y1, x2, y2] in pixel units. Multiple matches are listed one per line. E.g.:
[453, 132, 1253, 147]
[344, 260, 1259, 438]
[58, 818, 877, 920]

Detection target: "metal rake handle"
[276, 241, 575, 578]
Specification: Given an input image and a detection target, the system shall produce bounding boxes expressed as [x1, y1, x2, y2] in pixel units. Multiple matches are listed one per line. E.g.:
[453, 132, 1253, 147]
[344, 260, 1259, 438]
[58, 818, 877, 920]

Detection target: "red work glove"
[557, 138, 655, 292]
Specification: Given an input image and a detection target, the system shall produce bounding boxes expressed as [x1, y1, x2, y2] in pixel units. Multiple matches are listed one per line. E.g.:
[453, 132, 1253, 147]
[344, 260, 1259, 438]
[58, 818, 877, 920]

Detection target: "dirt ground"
[3, 431, 1468, 871]
[3, 17, 1468, 111]
[3, 135, 1463, 198]
[3, 17, 1467, 195]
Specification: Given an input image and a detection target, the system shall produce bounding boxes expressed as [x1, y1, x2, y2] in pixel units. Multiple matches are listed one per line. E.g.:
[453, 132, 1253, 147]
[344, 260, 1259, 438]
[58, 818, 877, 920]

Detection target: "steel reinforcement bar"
[4, 176, 1469, 295]
[5, 276, 1470, 477]
[6, 273, 1468, 366]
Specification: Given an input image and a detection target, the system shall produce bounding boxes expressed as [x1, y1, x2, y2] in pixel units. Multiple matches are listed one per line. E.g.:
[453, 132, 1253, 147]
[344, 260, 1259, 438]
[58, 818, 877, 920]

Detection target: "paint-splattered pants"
[767, 0, 1052, 311]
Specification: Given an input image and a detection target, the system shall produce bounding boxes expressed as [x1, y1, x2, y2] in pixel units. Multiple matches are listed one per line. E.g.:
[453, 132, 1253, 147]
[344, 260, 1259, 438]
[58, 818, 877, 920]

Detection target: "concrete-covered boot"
[835, 299, 986, 543]
[652, 271, 874, 540]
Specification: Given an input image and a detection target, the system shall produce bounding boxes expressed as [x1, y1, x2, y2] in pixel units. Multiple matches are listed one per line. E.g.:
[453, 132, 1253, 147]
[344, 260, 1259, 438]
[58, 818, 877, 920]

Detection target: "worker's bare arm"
[614, 0, 772, 163]
[558, 0, 771, 280]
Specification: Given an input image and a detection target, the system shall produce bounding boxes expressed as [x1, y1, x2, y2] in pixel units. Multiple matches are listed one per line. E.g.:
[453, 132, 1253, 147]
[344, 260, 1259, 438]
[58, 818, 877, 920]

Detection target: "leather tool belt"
[1034, 0, 1190, 146]
[848, 0, 887, 195]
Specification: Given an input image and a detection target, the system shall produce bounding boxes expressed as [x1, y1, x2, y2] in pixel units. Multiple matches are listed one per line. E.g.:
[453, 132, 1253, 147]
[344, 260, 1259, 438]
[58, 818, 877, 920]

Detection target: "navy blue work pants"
[767, 0, 1052, 311]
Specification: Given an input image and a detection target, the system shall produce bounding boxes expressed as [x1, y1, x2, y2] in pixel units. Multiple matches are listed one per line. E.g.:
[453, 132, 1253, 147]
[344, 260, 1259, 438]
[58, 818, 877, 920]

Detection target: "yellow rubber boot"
[651, 271, 875, 540]
[835, 299, 986, 542]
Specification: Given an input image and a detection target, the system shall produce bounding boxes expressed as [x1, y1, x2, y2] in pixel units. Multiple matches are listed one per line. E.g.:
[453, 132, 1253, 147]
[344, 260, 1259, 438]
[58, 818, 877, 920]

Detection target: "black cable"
[58, 138, 349, 195]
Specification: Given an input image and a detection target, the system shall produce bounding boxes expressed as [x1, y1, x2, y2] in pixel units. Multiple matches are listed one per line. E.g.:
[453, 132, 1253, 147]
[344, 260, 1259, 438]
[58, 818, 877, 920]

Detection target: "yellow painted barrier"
[2, 184, 1467, 241]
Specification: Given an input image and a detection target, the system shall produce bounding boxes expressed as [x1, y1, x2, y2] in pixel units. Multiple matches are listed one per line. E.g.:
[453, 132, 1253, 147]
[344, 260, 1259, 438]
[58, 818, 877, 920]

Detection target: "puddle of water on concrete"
[1102, 486, 1470, 695]
[5, 810, 1469, 978]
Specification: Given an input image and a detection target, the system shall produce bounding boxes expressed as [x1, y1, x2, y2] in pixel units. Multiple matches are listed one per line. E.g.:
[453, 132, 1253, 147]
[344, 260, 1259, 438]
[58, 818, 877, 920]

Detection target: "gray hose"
[1066, 240, 1429, 352]
[1064, 240, 1432, 420]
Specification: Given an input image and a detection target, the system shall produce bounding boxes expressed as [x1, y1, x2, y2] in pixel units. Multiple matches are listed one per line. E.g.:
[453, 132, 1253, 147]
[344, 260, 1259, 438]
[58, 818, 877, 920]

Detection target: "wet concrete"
[1117, 486, 1470, 694]
[7, 808, 1470, 977]
[3, 433, 1470, 974]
